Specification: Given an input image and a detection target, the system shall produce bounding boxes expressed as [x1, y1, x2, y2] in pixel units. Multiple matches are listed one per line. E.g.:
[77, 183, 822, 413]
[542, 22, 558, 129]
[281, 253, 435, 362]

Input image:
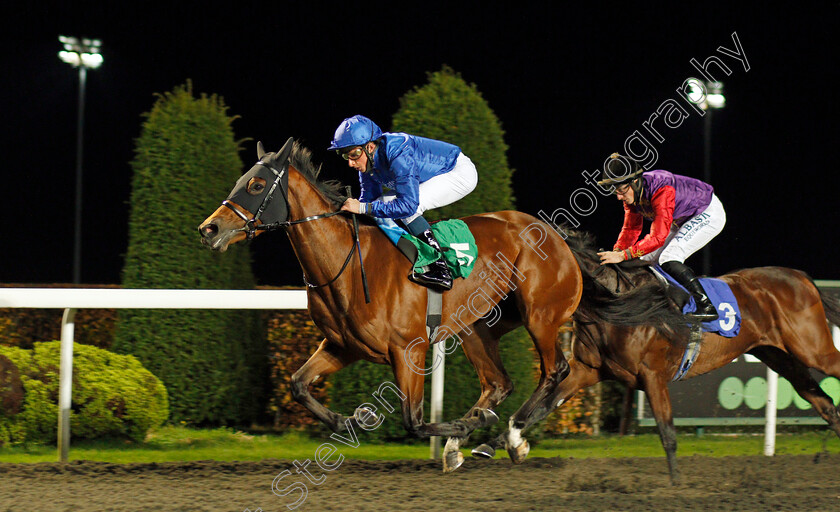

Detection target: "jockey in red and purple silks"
[597, 153, 726, 322]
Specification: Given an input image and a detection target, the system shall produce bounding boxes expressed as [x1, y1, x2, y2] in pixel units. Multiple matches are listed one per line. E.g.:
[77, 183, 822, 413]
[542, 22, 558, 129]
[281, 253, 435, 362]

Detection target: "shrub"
[0, 284, 118, 350]
[113, 82, 265, 425]
[392, 65, 515, 220]
[0, 341, 168, 446]
[266, 309, 329, 429]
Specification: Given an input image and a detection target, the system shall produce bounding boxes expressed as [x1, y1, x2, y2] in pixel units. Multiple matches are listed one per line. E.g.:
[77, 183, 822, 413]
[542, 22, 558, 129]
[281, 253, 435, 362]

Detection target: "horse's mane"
[287, 141, 348, 207]
[557, 223, 691, 349]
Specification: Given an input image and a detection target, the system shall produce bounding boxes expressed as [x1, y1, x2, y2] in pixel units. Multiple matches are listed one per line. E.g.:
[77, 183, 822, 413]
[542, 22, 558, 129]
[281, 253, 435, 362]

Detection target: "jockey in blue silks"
[329, 115, 478, 291]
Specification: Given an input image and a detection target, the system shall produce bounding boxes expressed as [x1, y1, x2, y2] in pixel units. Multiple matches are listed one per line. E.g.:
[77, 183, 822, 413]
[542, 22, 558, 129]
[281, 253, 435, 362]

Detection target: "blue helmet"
[328, 115, 383, 151]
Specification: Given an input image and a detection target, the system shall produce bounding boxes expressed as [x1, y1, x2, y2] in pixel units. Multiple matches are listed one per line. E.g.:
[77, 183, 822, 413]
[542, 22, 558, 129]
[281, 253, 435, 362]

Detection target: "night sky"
[2, 3, 838, 287]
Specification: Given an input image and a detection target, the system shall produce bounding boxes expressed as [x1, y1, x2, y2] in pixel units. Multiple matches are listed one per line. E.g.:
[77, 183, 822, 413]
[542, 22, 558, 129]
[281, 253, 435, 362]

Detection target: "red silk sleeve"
[626, 186, 675, 258]
[613, 204, 643, 251]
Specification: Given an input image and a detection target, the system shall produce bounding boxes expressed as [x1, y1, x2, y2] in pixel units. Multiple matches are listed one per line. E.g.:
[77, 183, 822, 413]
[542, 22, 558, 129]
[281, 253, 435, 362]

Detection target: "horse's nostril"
[200, 223, 219, 238]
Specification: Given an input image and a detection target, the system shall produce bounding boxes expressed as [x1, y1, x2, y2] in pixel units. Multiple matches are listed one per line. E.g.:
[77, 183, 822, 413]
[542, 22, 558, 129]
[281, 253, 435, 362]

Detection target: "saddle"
[650, 265, 741, 338]
[376, 218, 478, 343]
[377, 219, 478, 279]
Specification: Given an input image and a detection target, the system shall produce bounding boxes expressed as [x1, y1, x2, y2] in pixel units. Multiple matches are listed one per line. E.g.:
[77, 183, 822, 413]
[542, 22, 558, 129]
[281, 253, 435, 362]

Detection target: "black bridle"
[220, 146, 370, 301]
[222, 159, 343, 238]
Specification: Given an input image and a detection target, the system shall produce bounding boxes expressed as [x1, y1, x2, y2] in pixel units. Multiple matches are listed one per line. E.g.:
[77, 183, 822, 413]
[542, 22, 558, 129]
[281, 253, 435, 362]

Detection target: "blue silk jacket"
[359, 133, 461, 219]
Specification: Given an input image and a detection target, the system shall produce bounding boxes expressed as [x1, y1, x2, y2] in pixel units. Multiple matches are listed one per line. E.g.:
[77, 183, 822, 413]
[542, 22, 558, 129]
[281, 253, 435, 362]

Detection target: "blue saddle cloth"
[653, 266, 741, 338]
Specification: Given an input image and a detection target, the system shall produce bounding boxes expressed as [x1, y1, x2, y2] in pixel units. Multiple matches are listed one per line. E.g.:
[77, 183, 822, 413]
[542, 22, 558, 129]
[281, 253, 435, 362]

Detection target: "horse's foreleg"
[640, 371, 680, 485]
[290, 338, 358, 434]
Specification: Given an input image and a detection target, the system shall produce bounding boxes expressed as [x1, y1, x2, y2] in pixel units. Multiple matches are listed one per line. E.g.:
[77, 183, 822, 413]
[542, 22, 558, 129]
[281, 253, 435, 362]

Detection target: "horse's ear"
[257, 141, 266, 159]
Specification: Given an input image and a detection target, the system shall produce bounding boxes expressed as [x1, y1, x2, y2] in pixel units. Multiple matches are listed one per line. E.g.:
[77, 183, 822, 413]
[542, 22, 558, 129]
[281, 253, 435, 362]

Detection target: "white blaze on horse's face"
[198, 204, 249, 252]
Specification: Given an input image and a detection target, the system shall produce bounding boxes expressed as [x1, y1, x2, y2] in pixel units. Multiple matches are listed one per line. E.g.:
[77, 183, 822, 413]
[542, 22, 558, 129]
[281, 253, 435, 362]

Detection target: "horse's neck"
[588, 258, 656, 292]
[284, 171, 354, 283]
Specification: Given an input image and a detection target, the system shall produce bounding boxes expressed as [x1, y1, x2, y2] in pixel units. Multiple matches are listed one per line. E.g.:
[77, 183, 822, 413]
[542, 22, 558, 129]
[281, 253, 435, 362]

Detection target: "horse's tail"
[799, 273, 840, 326]
[818, 287, 840, 327]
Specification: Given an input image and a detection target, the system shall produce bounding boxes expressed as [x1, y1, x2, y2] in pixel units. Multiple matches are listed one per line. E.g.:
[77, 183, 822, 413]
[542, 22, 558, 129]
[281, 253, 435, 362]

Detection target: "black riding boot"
[661, 261, 718, 322]
[408, 229, 453, 291]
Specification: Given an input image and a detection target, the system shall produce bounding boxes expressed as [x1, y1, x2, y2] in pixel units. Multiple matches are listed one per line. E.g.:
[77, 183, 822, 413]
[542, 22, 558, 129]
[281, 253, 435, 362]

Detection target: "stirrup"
[686, 302, 718, 322]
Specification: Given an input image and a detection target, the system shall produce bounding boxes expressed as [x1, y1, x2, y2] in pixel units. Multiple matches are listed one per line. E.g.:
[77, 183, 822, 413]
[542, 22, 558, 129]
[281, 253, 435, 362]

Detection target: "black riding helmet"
[597, 153, 646, 197]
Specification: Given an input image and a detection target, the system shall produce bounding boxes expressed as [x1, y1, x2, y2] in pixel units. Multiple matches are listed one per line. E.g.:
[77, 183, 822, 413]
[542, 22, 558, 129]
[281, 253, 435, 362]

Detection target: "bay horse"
[198, 139, 684, 471]
[474, 227, 840, 483]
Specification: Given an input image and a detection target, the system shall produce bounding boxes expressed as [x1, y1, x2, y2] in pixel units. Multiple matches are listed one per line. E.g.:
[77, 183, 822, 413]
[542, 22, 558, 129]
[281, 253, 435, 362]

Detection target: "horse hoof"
[471, 443, 495, 458]
[443, 450, 464, 473]
[506, 439, 530, 464]
[481, 409, 499, 427]
[476, 408, 500, 427]
[353, 406, 381, 427]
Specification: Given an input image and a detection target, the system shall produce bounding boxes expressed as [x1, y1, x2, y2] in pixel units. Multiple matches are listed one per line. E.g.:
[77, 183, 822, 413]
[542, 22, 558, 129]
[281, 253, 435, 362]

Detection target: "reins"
[223, 156, 371, 303]
[591, 255, 636, 294]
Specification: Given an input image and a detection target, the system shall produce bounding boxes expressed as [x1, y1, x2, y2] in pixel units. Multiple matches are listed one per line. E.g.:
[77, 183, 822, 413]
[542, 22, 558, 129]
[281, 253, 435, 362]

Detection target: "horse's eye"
[247, 178, 267, 195]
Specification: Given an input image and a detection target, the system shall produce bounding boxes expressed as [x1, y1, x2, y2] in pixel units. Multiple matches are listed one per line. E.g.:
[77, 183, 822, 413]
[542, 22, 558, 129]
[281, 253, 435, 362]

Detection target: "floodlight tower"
[686, 79, 726, 276]
[58, 36, 103, 284]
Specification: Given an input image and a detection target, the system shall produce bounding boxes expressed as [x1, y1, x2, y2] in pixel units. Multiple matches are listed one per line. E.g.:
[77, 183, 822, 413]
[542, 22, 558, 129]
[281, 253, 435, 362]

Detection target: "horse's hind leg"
[473, 357, 602, 459]
[502, 318, 572, 462]
[443, 323, 514, 472]
[501, 358, 600, 464]
[751, 346, 840, 438]
[389, 340, 499, 441]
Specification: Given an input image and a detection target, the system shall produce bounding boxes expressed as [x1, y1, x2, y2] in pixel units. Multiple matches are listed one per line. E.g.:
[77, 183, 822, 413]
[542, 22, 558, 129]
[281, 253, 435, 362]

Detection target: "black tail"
[819, 288, 840, 327]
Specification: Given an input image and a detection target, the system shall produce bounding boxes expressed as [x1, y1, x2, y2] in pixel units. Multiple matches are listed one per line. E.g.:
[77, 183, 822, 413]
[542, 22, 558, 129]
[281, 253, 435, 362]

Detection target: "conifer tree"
[114, 82, 265, 425]
[392, 65, 516, 220]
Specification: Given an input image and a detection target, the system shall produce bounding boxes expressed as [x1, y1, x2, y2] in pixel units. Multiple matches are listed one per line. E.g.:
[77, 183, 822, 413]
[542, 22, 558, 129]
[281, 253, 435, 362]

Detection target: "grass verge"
[1, 426, 838, 464]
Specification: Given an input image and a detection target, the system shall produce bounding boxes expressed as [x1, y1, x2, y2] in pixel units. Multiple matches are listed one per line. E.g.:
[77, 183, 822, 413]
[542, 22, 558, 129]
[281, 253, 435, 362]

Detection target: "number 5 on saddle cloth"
[374, 217, 478, 344]
[374, 217, 478, 279]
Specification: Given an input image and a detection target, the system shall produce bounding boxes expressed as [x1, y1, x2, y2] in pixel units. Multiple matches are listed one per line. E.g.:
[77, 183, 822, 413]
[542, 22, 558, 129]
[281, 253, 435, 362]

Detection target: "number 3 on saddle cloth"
[651, 265, 742, 381]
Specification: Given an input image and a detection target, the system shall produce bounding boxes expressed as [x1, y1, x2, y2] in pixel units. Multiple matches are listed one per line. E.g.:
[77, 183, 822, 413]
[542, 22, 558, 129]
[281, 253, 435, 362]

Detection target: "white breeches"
[641, 194, 726, 265]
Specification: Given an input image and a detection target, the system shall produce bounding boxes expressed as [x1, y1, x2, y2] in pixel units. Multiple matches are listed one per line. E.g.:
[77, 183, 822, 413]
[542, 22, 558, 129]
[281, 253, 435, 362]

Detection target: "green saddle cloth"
[403, 219, 477, 279]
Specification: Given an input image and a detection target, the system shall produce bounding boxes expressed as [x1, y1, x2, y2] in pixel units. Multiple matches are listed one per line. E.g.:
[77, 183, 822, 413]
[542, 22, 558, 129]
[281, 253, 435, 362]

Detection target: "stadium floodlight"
[685, 78, 726, 275]
[58, 36, 103, 68]
[58, 35, 103, 286]
[685, 78, 725, 111]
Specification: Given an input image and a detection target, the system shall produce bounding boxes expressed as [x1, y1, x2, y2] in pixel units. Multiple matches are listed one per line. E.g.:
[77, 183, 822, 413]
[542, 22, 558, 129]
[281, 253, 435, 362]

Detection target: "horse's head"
[198, 139, 293, 251]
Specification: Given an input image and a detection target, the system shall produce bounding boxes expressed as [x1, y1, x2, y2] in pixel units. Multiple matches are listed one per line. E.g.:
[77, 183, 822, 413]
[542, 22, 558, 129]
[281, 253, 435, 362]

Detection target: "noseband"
[220, 155, 368, 300]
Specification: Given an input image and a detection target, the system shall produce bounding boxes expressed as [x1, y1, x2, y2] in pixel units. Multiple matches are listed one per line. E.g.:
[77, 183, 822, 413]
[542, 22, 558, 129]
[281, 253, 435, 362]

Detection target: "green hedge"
[392, 65, 515, 220]
[2, 304, 326, 430]
[113, 82, 265, 425]
[0, 341, 168, 446]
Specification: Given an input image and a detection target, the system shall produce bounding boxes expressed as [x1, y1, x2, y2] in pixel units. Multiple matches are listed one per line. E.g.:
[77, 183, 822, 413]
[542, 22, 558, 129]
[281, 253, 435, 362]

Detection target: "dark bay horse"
[475, 227, 840, 483]
[198, 140, 683, 471]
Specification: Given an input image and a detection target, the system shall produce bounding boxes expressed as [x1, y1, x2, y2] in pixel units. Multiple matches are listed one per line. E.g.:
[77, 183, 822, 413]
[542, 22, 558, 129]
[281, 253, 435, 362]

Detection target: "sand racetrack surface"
[2, 454, 840, 511]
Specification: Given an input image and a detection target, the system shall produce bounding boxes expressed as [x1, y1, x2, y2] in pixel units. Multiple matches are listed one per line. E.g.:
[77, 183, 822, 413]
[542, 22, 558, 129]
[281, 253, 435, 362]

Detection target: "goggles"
[614, 184, 631, 195]
[339, 146, 365, 161]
